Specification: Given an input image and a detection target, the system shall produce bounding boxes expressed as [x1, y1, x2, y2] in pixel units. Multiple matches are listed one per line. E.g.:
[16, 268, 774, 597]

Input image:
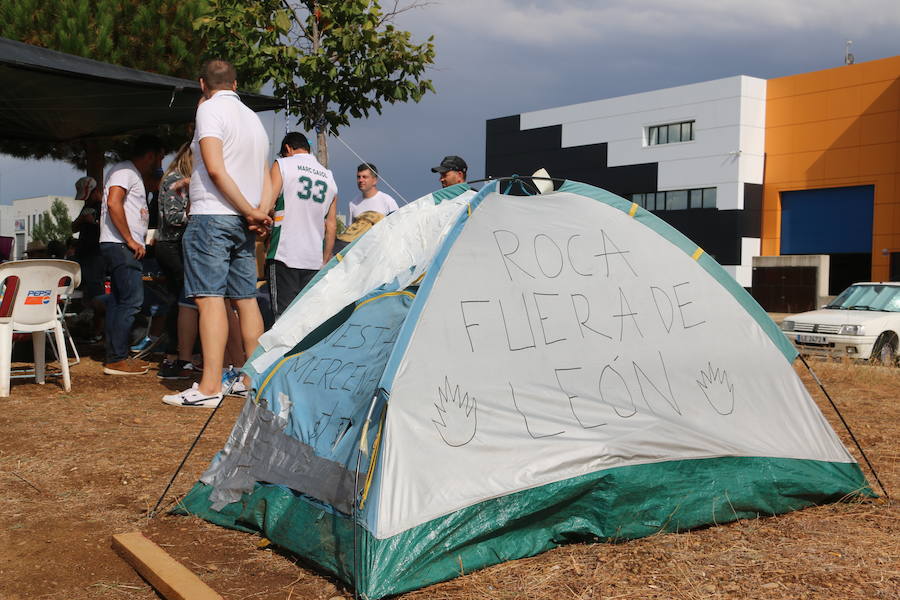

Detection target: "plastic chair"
[0, 259, 81, 397]
[49, 285, 81, 367]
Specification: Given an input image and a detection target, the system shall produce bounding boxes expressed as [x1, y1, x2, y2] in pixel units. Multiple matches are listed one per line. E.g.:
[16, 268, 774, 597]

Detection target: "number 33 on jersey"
[268, 153, 338, 270]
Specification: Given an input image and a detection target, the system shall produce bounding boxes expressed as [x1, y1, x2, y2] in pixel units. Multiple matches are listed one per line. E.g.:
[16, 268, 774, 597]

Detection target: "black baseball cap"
[431, 155, 467, 173]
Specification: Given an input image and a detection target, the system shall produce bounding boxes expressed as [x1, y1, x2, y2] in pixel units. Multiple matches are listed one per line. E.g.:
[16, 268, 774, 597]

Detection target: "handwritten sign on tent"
[377, 191, 851, 538]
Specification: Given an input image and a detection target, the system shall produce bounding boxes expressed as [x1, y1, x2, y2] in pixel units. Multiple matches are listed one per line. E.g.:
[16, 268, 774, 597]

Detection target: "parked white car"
[780, 282, 900, 364]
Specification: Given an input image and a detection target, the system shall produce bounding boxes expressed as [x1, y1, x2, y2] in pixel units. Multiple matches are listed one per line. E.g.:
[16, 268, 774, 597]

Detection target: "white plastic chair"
[0, 259, 81, 397]
[49, 285, 81, 367]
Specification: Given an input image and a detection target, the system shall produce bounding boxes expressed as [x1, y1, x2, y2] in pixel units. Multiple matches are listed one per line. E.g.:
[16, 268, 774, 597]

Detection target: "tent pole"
[352, 436, 362, 600]
[468, 175, 567, 187]
[147, 386, 229, 518]
[798, 355, 889, 498]
[352, 389, 383, 600]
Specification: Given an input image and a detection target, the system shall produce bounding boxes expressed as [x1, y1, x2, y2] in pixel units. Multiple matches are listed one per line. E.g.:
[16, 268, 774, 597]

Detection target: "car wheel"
[870, 332, 898, 366]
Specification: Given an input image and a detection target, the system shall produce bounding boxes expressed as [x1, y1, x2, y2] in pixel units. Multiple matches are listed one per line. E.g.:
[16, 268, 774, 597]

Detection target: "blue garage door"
[780, 185, 873, 254]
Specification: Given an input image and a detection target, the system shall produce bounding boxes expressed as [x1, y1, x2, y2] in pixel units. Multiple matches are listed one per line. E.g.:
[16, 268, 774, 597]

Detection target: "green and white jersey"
[267, 153, 337, 269]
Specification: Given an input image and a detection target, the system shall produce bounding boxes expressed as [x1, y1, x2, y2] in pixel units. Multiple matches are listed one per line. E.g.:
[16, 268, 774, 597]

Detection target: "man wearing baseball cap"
[431, 155, 469, 188]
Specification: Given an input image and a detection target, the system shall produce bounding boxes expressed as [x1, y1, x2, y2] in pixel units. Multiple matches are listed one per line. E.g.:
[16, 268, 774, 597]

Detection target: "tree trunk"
[316, 130, 328, 168]
[84, 140, 104, 185]
[310, 5, 328, 168]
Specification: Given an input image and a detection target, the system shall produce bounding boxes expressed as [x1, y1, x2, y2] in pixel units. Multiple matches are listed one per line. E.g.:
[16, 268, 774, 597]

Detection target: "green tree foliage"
[197, 0, 435, 165]
[1, 0, 208, 79]
[0, 0, 209, 171]
[30, 199, 72, 244]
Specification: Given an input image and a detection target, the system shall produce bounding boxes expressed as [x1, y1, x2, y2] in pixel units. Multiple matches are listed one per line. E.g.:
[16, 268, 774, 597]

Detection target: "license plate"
[797, 334, 827, 344]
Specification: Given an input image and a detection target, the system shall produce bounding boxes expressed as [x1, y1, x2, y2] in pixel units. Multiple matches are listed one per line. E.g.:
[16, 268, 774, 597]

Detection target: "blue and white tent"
[179, 181, 871, 599]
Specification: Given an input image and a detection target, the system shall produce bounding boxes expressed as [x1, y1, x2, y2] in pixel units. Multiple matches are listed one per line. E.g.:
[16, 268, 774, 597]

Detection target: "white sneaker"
[162, 383, 223, 408]
[224, 377, 248, 398]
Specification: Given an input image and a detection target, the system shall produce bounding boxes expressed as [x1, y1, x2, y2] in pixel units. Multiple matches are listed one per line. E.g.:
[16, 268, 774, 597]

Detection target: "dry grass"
[0, 354, 897, 600]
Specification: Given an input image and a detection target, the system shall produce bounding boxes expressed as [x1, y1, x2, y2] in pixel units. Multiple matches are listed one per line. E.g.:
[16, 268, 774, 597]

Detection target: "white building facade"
[0, 195, 80, 259]
[486, 75, 767, 288]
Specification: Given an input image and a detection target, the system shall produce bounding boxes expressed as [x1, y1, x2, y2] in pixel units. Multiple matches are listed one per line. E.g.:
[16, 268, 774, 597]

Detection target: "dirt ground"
[0, 349, 897, 600]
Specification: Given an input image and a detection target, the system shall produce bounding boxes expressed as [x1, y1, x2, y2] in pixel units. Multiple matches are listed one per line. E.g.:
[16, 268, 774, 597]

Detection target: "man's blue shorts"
[182, 214, 257, 299]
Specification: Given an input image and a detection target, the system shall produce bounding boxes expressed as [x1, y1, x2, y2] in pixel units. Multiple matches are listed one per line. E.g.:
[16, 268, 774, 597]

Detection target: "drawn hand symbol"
[432, 377, 477, 447]
[697, 363, 735, 416]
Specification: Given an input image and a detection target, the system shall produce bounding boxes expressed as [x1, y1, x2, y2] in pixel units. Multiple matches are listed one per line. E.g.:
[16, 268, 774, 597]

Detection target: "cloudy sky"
[2, 0, 899, 214]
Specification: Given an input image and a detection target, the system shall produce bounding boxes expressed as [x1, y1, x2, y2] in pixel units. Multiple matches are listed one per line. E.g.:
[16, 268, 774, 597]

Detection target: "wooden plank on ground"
[112, 531, 223, 600]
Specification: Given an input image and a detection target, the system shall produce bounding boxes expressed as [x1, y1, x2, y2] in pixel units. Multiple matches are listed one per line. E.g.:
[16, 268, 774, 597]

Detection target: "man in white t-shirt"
[348, 163, 398, 221]
[262, 132, 338, 317]
[99, 134, 164, 375]
[163, 59, 272, 408]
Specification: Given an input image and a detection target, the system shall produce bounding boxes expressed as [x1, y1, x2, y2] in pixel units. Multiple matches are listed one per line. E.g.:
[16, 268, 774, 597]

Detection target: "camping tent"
[178, 180, 871, 599]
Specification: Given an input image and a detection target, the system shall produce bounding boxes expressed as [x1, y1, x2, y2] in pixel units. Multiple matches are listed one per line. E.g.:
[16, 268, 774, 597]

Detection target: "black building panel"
[742, 183, 762, 238]
[653, 209, 743, 265]
[486, 115, 655, 198]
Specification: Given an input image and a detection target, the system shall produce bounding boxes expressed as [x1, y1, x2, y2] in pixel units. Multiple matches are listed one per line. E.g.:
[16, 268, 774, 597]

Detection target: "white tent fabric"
[369, 191, 855, 538]
[252, 188, 476, 373]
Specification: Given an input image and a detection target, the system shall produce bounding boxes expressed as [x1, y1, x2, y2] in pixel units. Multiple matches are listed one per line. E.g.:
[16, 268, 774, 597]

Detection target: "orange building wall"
[763, 55, 900, 281]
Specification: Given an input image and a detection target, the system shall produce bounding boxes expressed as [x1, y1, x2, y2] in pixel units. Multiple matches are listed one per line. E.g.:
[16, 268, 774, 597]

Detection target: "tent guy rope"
[332, 133, 410, 205]
[147, 379, 236, 518]
[798, 354, 889, 498]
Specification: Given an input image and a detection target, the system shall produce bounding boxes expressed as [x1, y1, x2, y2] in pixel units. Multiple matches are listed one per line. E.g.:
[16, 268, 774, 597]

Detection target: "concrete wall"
[8, 195, 79, 259]
[753, 254, 831, 306]
[0, 204, 14, 238]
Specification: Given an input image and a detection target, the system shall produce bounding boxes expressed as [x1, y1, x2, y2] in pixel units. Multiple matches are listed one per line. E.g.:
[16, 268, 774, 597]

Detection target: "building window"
[666, 190, 688, 210]
[647, 120, 694, 146]
[689, 189, 703, 208]
[631, 187, 716, 211]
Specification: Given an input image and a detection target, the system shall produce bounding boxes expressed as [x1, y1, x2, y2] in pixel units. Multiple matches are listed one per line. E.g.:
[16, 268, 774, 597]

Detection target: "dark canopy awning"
[0, 37, 284, 142]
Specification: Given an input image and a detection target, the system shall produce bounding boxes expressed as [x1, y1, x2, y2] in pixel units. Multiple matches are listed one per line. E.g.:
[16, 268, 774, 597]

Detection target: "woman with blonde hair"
[156, 143, 199, 379]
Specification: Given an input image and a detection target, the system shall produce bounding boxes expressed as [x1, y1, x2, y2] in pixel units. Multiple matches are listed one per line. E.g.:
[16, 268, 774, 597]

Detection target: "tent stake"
[799, 355, 889, 498]
[148, 386, 229, 518]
